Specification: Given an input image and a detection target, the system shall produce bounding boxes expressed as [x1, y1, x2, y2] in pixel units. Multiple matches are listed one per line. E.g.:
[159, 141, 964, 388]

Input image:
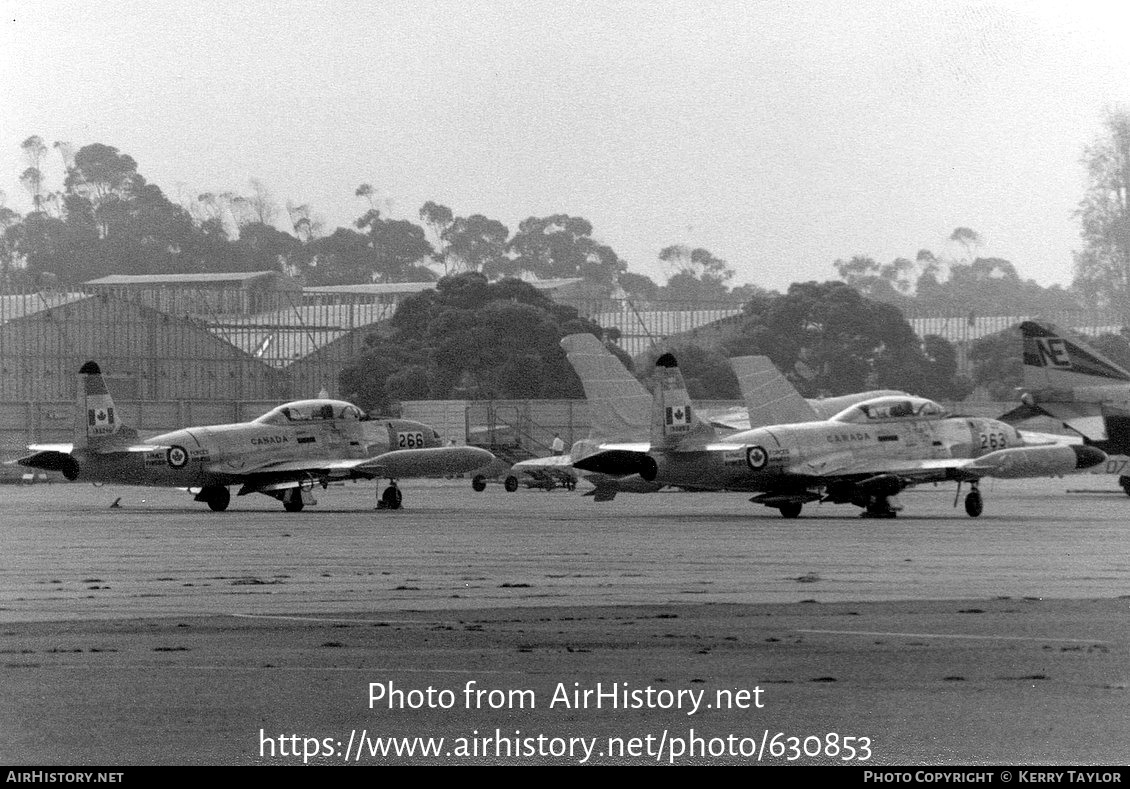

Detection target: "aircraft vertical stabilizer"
[729, 355, 819, 428]
[650, 352, 714, 450]
[561, 334, 651, 441]
[74, 361, 136, 449]
[1021, 320, 1130, 391]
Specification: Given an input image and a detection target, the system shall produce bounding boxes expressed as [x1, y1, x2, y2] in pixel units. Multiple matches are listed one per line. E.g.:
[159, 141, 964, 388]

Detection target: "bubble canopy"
[829, 396, 948, 424]
[253, 399, 366, 425]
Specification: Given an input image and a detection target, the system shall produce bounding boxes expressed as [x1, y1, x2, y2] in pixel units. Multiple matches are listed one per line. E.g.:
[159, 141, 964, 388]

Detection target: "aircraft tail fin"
[74, 362, 137, 450]
[650, 352, 714, 450]
[729, 355, 818, 427]
[1021, 320, 1130, 390]
[561, 333, 651, 441]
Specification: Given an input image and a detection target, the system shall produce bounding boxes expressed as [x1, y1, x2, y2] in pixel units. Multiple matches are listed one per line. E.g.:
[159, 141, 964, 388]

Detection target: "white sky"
[2, 0, 1128, 293]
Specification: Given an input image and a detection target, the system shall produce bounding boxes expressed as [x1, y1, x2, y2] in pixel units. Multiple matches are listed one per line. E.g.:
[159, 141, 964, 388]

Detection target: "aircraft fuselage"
[647, 416, 1023, 492]
[71, 417, 441, 488]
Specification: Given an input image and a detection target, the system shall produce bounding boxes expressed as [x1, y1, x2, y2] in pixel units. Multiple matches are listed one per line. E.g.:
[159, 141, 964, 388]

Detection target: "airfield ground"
[1, 477, 1127, 765]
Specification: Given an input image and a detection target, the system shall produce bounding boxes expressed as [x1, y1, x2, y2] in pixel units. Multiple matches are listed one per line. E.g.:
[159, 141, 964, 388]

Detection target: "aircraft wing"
[512, 455, 578, 478]
[227, 446, 495, 494]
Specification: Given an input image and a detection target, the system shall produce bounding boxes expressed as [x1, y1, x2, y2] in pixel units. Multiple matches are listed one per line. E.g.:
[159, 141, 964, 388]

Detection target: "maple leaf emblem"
[97, 410, 107, 422]
[673, 408, 684, 421]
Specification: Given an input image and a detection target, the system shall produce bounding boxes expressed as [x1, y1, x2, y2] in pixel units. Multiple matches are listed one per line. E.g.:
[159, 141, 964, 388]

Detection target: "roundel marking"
[167, 445, 189, 469]
[746, 445, 768, 470]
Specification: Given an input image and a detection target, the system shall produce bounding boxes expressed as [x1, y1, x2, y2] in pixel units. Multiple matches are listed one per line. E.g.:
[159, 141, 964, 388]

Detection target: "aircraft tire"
[964, 490, 983, 517]
[382, 486, 403, 509]
[778, 502, 802, 518]
[283, 497, 305, 513]
[1120, 475, 1130, 497]
[205, 486, 230, 512]
[472, 475, 487, 492]
[504, 475, 519, 493]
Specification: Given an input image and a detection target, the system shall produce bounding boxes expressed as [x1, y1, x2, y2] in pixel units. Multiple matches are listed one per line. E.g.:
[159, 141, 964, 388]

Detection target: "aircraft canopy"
[830, 396, 947, 424]
[253, 399, 366, 425]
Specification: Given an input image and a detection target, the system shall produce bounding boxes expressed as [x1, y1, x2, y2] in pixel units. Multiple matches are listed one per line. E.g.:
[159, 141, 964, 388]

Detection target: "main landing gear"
[778, 502, 803, 519]
[377, 482, 402, 510]
[194, 485, 231, 512]
[860, 495, 900, 518]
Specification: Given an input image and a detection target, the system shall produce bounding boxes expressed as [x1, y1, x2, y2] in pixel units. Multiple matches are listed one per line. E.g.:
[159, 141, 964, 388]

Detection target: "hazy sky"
[2, 0, 1128, 293]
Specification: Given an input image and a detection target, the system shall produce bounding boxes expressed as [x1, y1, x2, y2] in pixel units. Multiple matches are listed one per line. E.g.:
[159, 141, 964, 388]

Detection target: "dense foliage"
[338, 273, 624, 411]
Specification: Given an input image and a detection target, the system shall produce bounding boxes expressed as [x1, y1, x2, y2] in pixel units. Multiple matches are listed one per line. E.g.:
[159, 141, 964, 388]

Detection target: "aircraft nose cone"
[1071, 444, 1107, 469]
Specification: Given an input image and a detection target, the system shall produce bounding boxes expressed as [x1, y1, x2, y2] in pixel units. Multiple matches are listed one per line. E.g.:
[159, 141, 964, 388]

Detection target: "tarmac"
[1, 476, 1128, 765]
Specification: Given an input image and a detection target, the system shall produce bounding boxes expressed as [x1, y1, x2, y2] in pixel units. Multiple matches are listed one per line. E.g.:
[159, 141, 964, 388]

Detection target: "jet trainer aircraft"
[999, 319, 1130, 493]
[508, 335, 917, 500]
[573, 352, 1106, 518]
[15, 362, 495, 512]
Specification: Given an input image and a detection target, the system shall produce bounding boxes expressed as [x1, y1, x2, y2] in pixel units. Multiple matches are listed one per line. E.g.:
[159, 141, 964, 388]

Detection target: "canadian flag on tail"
[86, 395, 116, 436]
[665, 404, 692, 428]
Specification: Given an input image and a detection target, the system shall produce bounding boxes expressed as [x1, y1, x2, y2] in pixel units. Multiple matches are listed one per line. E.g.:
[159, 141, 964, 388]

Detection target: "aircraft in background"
[573, 352, 1106, 518]
[15, 361, 495, 512]
[728, 355, 908, 428]
[999, 319, 1130, 494]
[502, 333, 661, 500]
[504, 337, 913, 500]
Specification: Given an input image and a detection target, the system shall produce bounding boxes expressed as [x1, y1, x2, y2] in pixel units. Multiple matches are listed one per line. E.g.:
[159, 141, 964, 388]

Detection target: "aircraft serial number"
[979, 432, 1008, 450]
[397, 431, 425, 448]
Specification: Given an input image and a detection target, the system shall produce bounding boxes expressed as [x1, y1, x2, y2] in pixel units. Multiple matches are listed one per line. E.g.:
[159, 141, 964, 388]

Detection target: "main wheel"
[504, 475, 519, 493]
[778, 501, 802, 519]
[1120, 475, 1130, 497]
[964, 490, 983, 517]
[204, 486, 230, 512]
[472, 475, 487, 492]
[382, 486, 403, 509]
[283, 496, 305, 513]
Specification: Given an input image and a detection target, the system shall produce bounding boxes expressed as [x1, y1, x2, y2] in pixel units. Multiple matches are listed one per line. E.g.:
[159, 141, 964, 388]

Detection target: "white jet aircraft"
[15, 361, 495, 512]
[573, 351, 1106, 518]
[503, 334, 912, 500]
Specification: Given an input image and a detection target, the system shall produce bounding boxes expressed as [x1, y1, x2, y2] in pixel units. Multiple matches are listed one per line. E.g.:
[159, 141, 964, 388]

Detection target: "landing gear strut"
[861, 496, 898, 518]
[283, 488, 305, 512]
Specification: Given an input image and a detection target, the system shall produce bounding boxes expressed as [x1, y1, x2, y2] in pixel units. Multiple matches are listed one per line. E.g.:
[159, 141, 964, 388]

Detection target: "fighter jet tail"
[74, 361, 139, 450]
[561, 333, 651, 441]
[650, 352, 715, 450]
[729, 355, 819, 427]
[1020, 320, 1130, 391]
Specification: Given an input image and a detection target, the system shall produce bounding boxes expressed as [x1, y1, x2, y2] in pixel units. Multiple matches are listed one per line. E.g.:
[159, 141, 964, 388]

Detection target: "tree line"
[0, 139, 759, 303]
